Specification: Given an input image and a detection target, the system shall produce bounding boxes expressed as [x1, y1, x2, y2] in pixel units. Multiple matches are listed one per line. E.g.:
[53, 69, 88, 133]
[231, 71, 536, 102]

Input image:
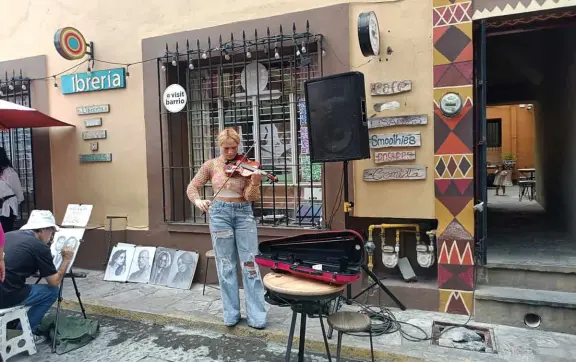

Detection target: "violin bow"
[200, 144, 255, 216]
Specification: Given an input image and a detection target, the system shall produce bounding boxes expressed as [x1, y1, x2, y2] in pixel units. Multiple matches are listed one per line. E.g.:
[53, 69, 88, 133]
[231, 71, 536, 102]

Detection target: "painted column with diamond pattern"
[433, 0, 475, 315]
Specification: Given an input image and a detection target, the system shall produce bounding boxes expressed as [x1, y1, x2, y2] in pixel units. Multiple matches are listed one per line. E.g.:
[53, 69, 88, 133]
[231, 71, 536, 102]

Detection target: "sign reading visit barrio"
[163, 84, 187, 113]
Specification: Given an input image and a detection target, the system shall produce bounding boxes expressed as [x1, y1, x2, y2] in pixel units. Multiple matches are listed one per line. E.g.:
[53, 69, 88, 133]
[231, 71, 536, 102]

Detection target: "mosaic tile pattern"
[433, 0, 475, 315]
[434, 154, 473, 179]
[473, 0, 567, 20]
[439, 289, 474, 315]
[438, 264, 475, 290]
[438, 239, 474, 265]
[434, 2, 473, 27]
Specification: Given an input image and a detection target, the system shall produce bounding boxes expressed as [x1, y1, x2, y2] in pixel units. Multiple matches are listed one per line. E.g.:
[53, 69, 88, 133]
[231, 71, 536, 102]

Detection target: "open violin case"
[255, 230, 365, 285]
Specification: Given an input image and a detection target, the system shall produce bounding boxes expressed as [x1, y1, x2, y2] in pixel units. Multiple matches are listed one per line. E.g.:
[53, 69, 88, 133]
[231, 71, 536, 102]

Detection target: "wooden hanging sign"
[374, 101, 400, 112]
[82, 130, 107, 140]
[368, 114, 428, 129]
[369, 132, 421, 148]
[84, 118, 102, 127]
[371, 80, 412, 96]
[76, 104, 110, 115]
[80, 153, 112, 163]
[363, 165, 426, 181]
[374, 151, 416, 164]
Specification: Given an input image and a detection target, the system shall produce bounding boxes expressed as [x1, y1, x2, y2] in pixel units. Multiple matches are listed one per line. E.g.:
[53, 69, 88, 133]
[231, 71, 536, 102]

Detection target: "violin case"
[255, 230, 365, 285]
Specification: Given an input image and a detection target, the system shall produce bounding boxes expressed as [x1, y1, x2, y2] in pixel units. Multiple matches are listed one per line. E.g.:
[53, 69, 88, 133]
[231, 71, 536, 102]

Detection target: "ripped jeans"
[209, 200, 267, 328]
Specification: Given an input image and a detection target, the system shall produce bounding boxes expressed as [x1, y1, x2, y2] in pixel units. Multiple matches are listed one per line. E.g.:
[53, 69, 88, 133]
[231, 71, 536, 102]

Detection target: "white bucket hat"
[20, 210, 60, 231]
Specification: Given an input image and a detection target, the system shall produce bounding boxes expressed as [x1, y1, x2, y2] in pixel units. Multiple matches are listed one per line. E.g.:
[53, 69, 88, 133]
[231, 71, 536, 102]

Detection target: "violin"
[224, 154, 279, 183]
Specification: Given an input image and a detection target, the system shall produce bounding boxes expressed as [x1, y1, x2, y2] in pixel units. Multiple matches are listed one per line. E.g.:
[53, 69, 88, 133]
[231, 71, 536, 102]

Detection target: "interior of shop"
[482, 19, 576, 268]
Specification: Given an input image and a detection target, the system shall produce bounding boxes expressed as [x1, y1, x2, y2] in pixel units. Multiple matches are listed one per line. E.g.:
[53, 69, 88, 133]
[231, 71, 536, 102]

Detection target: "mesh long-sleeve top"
[186, 157, 261, 202]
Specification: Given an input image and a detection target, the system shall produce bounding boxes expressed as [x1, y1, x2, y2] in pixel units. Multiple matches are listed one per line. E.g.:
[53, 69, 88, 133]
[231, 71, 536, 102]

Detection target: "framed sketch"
[50, 228, 85, 273]
[127, 246, 156, 283]
[149, 247, 176, 286]
[104, 244, 136, 282]
[166, 250, 199, 290]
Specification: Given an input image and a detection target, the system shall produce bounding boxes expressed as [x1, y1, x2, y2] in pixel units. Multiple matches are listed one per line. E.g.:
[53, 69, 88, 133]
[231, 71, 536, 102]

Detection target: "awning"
[0, 100, 75, 129]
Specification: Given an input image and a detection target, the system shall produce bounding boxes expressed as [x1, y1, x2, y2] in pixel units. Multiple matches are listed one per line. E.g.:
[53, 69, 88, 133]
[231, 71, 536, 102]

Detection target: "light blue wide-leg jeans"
[209, 200, 267, 328]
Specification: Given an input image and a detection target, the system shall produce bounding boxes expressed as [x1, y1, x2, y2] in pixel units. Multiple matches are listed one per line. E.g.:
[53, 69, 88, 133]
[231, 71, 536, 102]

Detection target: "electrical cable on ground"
[344, 254, 477, 342]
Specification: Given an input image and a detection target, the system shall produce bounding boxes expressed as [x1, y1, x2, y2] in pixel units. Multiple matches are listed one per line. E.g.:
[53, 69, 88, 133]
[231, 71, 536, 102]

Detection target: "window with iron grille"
[158, 26, 324, 228]
[0, 73, 35, 223]
[486, 118, 502, 148]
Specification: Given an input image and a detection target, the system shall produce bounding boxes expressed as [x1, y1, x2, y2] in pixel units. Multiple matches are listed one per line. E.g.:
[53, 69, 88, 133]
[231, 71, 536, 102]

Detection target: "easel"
[34, 269, 87, 353]
[43, 204, 93, 353]
[326, 161, 406, 339]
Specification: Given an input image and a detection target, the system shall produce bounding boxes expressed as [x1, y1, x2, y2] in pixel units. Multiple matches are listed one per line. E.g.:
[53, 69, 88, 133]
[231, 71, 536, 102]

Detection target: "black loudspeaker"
[304, 72, 370, 163]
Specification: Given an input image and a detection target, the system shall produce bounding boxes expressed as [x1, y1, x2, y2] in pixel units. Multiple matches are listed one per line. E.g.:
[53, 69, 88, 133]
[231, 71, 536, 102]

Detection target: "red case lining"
[255, 229, 365, 285]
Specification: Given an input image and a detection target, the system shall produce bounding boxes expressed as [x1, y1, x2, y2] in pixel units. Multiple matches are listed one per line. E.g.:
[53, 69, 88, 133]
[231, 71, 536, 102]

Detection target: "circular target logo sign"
[54, 27, 88, 60]
[163, 84, 187, 113]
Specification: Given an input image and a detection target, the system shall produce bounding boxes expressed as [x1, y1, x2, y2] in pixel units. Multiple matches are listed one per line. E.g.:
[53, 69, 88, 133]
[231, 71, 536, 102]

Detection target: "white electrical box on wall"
[303, 187, 322, 202]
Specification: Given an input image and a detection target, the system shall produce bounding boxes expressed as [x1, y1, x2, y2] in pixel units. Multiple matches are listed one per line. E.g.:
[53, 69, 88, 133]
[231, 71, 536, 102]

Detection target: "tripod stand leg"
[352, 280, 381, 300]
[362, 265, 406, 310]
[69, 269, 87, 319]
[52, 278, 65, 353]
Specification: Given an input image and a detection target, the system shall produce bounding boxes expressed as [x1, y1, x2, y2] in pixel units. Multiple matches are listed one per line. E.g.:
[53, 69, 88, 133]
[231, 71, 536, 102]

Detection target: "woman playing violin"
[186, 128, 267, 329]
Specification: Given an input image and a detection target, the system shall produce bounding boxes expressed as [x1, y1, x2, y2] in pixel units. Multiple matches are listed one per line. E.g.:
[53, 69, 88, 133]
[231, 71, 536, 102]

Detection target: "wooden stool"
[202, 249, 220, 295]
[264, 272, 345, 362]
[327, 311, 374, 361]
[0, 306, 37, 361]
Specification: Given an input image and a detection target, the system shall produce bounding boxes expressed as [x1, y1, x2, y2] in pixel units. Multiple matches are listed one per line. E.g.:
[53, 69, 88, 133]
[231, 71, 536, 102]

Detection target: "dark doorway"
[474, 12, 576, 268]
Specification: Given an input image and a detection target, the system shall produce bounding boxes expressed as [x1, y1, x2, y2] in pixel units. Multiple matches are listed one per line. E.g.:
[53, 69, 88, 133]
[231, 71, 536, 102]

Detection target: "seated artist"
[0, 210, 74, 343]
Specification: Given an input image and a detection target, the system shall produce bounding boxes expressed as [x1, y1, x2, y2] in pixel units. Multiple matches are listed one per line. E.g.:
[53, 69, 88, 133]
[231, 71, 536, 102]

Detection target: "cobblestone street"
[11, 311, 361, 362]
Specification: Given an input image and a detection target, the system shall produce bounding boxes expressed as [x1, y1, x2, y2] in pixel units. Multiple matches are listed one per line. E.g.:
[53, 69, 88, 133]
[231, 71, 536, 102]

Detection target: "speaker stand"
[342, 160, 353, 300]
[327, 160, 406, 339]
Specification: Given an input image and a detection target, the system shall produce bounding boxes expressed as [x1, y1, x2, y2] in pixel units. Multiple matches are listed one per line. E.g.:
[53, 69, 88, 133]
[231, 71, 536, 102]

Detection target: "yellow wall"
[0, 0, 435, 227]
[486, 104, 535, 171]
[350, 2, 434, 219]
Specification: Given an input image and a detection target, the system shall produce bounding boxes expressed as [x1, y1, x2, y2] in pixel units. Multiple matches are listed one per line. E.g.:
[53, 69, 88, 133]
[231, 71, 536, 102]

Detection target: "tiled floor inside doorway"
[486, 186, 576, 268]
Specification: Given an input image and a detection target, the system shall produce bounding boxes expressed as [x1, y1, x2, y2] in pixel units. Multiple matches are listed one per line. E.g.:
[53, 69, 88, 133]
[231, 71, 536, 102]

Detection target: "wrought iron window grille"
[0, 71, 36, 225]
[157, 22, 326, 228]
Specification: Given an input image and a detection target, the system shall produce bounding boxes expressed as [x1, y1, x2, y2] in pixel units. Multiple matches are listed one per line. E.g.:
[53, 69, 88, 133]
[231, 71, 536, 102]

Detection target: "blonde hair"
[217, 128, 241, 146]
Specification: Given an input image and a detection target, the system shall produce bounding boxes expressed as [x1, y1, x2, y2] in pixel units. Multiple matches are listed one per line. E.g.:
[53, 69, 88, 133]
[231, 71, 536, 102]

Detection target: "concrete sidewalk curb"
[61, 299, 423, 362]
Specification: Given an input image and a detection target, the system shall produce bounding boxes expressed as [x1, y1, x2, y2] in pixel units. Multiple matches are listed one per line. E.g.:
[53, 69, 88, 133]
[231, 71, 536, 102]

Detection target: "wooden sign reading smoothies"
[369, 132, 421, 148]
[363, 165, 426, 181]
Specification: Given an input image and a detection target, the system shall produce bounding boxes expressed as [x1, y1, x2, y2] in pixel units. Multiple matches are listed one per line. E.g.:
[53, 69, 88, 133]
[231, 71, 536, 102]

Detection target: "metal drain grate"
[431, 321, 496, 353]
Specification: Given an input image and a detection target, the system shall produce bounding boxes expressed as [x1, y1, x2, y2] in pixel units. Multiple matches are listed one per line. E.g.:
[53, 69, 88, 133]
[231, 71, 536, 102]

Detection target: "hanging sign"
[82, 130, 107, 140]
[163, 84, 187, 113]
[77, 104, 110, 115]
[374, 151, 416, 164]
[363, 165, 427, 181]
[370, 80, 412, 96]
[79, 153, 112, 163]
[54, 27, 88, 60]
[374, 101, 400, 112]
[369, 132, 421, 148]
[61, 68, 126, 95]
[84, 118, 102, 127]
[368, 115, 428, 129]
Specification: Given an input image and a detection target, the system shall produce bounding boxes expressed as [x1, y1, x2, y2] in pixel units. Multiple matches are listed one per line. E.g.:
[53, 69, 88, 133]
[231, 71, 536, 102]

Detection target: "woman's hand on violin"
[250, 173, 262, 185]
[194, 199, 212, 213]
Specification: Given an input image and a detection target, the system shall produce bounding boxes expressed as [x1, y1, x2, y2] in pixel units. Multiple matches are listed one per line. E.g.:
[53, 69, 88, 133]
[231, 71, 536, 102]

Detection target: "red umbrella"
[0, 100, 74, 129]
